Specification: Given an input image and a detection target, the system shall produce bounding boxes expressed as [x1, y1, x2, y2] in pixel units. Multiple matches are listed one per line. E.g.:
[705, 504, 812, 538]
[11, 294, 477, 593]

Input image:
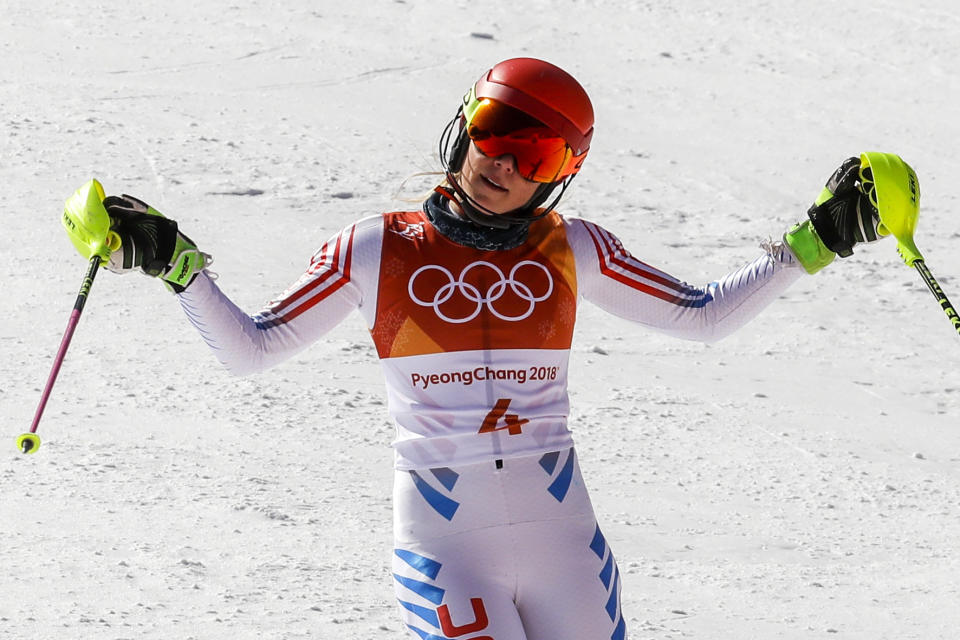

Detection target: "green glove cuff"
[163, 238, 207, 291]
[783, 220, 836, 274]
[813, 186, 834, 207]
[134, 203, 208, 289]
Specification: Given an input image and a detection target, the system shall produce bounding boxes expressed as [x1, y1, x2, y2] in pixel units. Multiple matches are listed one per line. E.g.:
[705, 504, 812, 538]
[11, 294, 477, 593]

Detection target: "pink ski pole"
[17, 254, 102, 454]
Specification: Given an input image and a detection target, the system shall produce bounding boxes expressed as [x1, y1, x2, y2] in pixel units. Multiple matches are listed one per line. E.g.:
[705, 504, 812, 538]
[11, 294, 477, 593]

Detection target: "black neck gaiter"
[423, 192, 529, 251]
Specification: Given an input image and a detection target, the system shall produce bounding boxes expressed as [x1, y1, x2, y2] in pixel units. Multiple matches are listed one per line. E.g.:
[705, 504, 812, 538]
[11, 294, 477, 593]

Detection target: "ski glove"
[104, 194, 210, 293]
[784, 157, 888, 274]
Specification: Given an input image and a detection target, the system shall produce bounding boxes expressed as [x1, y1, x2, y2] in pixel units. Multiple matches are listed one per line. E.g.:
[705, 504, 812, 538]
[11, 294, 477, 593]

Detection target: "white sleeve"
[566, 217, 805, 342]
[176, 215, 383, 375]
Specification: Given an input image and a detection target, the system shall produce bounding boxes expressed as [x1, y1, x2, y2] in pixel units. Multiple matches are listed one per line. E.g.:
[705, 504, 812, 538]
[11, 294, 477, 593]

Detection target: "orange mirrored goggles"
[462, 95, 587, 184]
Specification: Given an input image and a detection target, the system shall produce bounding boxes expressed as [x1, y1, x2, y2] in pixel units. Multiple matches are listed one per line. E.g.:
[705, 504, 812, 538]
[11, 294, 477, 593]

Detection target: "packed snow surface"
[2, 2, 959, 638]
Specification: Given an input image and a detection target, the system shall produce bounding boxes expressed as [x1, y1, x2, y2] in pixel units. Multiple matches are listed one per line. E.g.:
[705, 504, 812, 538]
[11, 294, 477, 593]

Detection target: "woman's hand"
[103, 194, 210, 293]
[784, 157, 888, 274]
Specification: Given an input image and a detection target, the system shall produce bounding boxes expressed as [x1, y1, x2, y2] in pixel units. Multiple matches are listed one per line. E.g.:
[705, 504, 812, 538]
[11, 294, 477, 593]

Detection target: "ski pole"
[857, 152, 959, 339]
[17, 254, 102, 454]
[913, 259, 960, 337]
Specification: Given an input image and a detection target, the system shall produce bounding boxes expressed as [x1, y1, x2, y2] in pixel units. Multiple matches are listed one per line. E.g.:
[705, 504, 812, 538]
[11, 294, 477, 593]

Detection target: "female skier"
[65, 58, 886, 640]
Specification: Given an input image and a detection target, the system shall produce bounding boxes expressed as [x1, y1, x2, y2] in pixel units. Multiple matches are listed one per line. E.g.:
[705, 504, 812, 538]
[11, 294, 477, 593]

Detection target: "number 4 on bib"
[479, 399, 529, 436]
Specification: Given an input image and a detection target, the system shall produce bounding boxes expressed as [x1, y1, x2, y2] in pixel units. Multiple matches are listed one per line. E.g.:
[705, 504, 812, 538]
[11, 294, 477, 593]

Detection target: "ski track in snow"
[2, 2, 959, 639]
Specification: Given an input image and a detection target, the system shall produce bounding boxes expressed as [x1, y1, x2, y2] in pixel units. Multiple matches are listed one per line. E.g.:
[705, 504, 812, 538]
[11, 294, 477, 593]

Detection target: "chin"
[479, 201, 514, 215]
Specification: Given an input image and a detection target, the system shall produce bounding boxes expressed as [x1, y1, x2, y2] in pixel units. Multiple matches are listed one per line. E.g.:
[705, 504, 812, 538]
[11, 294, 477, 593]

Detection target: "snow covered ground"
[3, 1, 959, 638]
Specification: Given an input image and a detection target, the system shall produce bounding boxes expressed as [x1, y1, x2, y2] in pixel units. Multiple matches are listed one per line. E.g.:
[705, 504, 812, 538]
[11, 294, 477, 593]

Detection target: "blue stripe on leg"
[410, 470, 460, 521]
[394, 549, 442, 580]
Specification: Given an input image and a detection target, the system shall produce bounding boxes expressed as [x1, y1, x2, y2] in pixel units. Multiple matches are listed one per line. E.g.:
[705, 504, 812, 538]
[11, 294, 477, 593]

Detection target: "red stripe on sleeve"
[584, 222, 692, 305]
[263, 225, 356, 321]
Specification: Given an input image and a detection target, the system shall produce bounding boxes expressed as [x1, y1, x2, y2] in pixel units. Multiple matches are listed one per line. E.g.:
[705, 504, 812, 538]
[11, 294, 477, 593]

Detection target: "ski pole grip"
[859, 152, 922, 265]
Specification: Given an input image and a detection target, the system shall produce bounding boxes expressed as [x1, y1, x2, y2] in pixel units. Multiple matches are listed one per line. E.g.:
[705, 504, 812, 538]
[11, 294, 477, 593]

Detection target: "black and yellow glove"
[785, 157, 888, 274]
[103, 194, 209, 293]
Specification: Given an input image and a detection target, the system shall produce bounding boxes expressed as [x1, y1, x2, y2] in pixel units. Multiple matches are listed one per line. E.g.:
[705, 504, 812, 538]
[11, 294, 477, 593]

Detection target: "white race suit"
[177, 204, 804, 640]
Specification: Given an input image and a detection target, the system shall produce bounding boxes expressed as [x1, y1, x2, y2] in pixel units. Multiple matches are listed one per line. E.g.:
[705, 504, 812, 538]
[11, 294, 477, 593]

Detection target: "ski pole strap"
[914, 260, 960, 336]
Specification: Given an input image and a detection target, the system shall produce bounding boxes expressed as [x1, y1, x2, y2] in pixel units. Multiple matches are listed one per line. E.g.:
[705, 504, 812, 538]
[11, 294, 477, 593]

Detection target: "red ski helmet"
[440, 58, 595, 227]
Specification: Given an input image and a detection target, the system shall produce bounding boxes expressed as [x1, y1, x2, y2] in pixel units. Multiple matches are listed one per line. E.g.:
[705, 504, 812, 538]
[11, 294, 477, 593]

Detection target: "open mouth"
[481, 174, 508, 192]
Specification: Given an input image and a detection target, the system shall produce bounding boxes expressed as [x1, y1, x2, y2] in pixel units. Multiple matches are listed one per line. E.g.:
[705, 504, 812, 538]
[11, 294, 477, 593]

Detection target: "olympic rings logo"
[408, 261, 554, 324]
